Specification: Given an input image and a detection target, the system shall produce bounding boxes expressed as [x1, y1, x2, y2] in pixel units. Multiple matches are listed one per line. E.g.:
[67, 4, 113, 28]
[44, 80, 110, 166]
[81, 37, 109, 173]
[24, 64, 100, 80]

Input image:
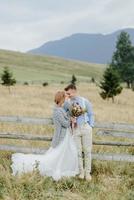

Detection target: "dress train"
[11, 129, 79, 181]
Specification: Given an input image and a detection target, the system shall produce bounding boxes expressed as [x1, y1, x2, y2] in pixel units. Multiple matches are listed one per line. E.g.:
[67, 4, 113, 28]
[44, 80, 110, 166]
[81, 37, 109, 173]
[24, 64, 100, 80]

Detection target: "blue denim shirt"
[64, 96, 94, 127]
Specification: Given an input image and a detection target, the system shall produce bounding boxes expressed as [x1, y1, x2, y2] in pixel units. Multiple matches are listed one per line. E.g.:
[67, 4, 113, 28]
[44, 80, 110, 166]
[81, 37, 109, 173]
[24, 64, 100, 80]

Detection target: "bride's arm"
[56, 109, 71, 128]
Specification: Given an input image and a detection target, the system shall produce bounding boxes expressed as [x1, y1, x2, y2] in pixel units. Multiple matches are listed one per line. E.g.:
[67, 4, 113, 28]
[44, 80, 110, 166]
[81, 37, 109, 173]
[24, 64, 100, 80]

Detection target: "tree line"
[100, 31, 134, 102]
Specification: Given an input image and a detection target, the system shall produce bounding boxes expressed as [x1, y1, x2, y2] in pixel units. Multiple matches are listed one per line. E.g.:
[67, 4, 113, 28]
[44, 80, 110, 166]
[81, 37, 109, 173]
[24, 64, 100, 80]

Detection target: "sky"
[0, 0, 134, 52]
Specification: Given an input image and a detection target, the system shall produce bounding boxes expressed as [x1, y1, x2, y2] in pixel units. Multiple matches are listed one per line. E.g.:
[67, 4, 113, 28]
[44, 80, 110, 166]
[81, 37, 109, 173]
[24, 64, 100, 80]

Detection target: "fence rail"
[0, 116, 53, 125]
[97, 130, 134, 138]
[0, 116, 134, 130]
[0, 116, 134, 162]
[0, 132, 134, 147]
[0, 144, 134, 162]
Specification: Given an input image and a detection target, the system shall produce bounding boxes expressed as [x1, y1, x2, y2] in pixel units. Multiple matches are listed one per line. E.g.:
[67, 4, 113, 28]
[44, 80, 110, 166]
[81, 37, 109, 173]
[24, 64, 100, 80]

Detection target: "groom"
[64, 84, 94, 181]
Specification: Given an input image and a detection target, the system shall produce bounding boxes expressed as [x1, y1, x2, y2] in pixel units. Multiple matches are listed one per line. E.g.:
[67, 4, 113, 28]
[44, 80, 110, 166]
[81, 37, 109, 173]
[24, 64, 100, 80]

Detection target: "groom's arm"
[85, 100, 95, 127]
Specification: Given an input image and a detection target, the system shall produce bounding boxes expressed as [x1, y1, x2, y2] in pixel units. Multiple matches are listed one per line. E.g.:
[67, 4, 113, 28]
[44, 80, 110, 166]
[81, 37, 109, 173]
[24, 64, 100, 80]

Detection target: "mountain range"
[28, 28, 134, 64]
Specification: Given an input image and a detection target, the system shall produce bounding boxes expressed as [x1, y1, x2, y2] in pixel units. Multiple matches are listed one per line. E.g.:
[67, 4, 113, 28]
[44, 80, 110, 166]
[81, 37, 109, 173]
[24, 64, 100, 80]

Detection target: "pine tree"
[1, 67, 16, 92]
[100, 67, 122, 102]
[91, 77, 95, 83]
[110, 31, 134, 88]
[71, 74, 77, 85]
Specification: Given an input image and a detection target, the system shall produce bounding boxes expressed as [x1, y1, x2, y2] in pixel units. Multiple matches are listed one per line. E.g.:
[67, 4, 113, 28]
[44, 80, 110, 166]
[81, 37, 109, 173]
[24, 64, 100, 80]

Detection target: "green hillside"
[0, 49, 106, 83]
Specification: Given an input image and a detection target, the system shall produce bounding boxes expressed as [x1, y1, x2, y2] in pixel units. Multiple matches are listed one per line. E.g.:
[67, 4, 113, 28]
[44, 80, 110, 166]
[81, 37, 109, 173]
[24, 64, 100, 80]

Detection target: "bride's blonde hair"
[54, 91, 65, 105]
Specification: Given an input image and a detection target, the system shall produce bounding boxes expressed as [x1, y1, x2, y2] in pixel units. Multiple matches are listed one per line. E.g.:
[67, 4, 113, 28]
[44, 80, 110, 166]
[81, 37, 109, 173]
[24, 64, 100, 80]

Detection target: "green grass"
[0, 124, 133, 200]
[0, 49, 105, 83]
[0, 152, 134, 200]
[0, 123, 133, 200]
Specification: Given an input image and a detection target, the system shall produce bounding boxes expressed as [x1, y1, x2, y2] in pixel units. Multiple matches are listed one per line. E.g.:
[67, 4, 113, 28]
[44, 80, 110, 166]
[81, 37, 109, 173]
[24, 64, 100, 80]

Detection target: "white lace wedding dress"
[11, 129, 79, 181]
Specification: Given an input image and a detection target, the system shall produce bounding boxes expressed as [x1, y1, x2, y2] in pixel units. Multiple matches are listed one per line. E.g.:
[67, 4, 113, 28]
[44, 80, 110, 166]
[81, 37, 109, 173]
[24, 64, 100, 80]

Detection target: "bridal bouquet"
[70, 102, 87, 128]
[71, 102, 86, 117]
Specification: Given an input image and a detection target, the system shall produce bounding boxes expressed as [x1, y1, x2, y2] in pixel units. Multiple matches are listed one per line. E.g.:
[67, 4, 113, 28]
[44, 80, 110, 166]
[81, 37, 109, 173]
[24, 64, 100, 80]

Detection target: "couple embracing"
[11, 84, 94, 181]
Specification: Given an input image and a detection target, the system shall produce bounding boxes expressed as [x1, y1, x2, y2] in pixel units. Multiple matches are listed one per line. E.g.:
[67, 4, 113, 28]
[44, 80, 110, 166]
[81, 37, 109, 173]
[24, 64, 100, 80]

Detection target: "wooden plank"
[0, 144, 134, 162]
[0, 132, 52, 141]
[92, 153, 134, 162]
[93, 141, 134, 147]
[97, 130, 134, 138]
[0, 144, 47, 154]
[0, 116, 53, 125]
[0, 116, 134, 131]
[0, 133, 134, 146]
[95, 122, 134, 131]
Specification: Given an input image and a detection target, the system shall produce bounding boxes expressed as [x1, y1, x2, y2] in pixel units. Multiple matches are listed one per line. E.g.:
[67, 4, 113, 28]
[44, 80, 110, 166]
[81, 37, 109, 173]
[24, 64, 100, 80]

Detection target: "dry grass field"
[0, 83, 133, 123]
[0, 83, 134, 200]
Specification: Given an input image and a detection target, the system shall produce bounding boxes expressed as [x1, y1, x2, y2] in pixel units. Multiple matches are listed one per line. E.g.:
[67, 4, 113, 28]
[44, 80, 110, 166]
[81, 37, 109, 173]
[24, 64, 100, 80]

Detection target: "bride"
[11, 91, 79, 181]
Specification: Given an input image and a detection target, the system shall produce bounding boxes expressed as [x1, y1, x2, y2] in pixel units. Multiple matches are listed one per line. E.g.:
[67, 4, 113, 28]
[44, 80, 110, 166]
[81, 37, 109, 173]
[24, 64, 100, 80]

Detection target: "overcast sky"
[0, 0, 134, 52]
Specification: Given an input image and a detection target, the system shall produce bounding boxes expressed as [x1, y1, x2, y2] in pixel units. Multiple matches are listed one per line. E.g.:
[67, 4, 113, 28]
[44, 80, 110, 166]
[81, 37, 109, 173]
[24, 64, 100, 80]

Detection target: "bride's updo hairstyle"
[54, 91, 65, 105]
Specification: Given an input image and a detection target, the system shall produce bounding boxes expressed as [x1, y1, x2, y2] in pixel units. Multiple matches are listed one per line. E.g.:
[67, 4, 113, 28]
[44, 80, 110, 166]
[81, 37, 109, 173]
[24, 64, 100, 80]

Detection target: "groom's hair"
[64, 84, 77, 91]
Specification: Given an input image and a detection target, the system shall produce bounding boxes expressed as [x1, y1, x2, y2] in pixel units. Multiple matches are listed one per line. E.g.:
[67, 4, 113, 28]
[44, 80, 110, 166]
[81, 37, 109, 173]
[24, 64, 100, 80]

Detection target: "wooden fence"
[0, 116, 134, 162]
